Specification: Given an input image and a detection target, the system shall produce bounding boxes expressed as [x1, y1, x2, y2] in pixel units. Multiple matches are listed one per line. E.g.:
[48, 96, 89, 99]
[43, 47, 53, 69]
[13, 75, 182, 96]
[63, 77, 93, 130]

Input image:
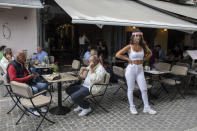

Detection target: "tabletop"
[42, 72, 79, 83]
[145, 70, 171, 75]
[34, 64, 53, 69]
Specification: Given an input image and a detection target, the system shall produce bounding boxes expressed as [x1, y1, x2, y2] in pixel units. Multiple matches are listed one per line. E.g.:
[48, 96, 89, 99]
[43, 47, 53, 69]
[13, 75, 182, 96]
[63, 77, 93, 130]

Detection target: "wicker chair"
[10, 81, 55, 131]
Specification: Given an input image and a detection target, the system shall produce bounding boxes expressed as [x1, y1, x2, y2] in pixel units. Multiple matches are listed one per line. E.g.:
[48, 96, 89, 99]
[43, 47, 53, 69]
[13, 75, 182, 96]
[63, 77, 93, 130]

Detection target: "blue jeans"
[66, 85, 90, 109]
[31, 82, 48, 94]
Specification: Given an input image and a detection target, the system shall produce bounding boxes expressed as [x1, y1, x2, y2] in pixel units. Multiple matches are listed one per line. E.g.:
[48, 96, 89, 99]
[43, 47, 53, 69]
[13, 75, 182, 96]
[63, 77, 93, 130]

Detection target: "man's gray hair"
[3, 48, 11, 56]
[91, 55, 99, 63]
[14, 50, 24, 60]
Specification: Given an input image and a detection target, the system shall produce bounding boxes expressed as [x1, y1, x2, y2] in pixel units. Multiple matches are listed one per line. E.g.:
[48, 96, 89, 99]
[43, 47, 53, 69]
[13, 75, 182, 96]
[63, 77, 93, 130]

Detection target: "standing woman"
[115, 29, 156, 115]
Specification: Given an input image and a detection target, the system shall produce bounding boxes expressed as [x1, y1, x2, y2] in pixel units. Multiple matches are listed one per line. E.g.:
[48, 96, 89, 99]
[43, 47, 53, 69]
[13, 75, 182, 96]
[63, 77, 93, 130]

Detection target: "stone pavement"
[1, 83, 197, 131]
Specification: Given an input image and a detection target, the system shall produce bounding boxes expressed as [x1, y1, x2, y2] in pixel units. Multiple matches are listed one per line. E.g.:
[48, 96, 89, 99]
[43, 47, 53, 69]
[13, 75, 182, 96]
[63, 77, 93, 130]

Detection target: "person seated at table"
[90, 48, 105, 67]
[156, 45, 165, 62]
[65, 55, 106, 116]
[149, 45, 165, 68]
[172, 45, 183, 62]
[0, 48, 13, 73]
[7, 50, 48, 116]
[33, 46, 49, 64]
[32, 46, 49, 75]
[0, 45, 6, 61]
[83, 46, 91, 60]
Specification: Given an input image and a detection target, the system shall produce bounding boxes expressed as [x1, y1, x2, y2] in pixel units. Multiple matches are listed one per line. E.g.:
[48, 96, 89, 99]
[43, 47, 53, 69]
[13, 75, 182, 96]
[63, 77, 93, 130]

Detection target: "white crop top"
[128, 45, 144, 60]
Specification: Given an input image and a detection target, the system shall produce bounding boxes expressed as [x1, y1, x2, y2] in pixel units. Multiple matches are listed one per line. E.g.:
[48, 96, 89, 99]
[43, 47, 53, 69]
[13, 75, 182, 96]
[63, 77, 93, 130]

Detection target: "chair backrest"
[82, 59, 89, 66]
[2, 74, 9, 85]
[104, 72, 110, 84]
[10, 81, 33, 98]
[72, 60, 80, 70]
[176, 62, 190, 69]
[113, 66, 125, 78]
[49, 56, 55, 64]
[156, 62, 171, 72]
[171, 65, 188, 76]
[0, 66, 5, 75]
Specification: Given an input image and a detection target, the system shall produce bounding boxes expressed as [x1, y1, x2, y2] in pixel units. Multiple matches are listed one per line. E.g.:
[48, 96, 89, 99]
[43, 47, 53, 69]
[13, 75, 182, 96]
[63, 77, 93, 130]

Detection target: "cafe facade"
[41, 0, 197, 64]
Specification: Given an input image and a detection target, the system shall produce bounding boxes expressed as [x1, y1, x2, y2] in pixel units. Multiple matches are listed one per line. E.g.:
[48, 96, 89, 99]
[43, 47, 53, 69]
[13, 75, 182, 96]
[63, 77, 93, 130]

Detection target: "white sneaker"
[33, 111, 40, 116]
[73, 106, 83, 112]
[29, 109, 40, 116]
[130, 106, 138, 115]
[143, 107, 157, 115]
[41, 107, 47, 113]
[78, 107, 92, 116]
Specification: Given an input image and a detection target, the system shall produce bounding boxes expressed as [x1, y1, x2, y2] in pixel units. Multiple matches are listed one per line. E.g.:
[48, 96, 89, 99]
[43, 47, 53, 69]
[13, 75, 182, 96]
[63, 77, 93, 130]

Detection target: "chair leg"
[6, 91, 28, 115]
[16, 110, 26, 125]
[35, 107, 55, 131]
[160, 83, 169, 94]
[7, 101, 18, 114]
[170, 88, 178, 101]
[3, 92, 9, 97]
[113, 86, 121, 95]
[177, 86, 185, 99]
[39, 107, 55, 124]
[63, 95, 69, 102]
[91, 98, 109, 113]
[50, 85, 54, 92]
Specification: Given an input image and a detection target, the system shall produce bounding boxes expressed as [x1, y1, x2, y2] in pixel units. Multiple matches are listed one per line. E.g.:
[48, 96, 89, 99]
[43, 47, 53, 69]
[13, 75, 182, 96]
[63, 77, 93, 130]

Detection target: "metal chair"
[10, 81, 55, 131]
[112, 66, 127, 95]
[156, 62, 171, 72]
[65, 60, 81, 75]
[49, 56, 55, 64]
[160, 65, 188, 101]
[2, 74, 28, 115]
[152, 62, 172, 95]
[86, 73, 110, 113]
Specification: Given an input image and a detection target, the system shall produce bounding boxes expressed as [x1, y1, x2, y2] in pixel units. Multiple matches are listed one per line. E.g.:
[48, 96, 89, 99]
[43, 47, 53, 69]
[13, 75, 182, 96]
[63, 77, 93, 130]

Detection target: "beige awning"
[0, 0, 43, 8]
[55, 0, 197, 31]
[139, 0, 197, 20]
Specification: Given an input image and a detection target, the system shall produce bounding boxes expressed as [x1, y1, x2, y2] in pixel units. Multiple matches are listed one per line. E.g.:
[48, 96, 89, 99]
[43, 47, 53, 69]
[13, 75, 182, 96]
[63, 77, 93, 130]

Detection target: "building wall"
[0, 7, 38, 58]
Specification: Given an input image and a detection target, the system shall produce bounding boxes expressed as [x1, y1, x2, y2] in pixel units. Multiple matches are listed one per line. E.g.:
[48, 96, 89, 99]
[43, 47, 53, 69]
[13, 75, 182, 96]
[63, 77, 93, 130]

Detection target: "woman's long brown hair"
[130, 29, 149, 57]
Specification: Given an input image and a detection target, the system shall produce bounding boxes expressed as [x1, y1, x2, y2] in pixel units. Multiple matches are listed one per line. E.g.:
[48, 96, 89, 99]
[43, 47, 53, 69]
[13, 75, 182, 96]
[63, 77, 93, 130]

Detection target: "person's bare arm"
[143, 44, 152, 61]
[115, 45, 130, 62]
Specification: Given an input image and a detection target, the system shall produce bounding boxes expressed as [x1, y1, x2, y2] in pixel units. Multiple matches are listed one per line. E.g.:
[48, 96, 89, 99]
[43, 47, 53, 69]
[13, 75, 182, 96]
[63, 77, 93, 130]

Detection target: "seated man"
[66, 55, 106, 116]
[83, 46, 91, 60]
[32, 46, 49, 64]
[7, 50, 48, 116]
[32, 46, 49, 75]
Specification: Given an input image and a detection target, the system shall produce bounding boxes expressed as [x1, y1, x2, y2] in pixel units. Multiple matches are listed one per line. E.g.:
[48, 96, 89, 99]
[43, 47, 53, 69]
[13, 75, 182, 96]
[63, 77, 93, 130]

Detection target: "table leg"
[49, 82, 71, 115]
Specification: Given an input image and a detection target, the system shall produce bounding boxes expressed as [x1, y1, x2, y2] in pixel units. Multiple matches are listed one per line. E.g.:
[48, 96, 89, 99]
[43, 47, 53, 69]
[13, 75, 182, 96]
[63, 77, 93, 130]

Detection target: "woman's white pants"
[125, 64, 150, 108]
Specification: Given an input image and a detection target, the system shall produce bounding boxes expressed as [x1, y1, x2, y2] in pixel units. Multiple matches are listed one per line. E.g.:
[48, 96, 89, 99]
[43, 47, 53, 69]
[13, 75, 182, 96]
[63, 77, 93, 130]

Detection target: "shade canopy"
[0, 0, 43, 8]
[55, 0, 197, 31]
[139, 0, 197, 20]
